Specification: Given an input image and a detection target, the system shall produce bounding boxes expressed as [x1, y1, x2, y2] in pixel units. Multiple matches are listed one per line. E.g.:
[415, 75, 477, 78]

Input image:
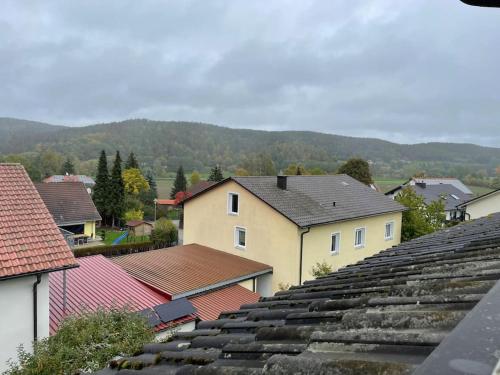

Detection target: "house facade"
[184, 175, 405, 291]
[458, 188, 500, 220]
[0, 164, 77, 371]
[35, 182, 102, 240]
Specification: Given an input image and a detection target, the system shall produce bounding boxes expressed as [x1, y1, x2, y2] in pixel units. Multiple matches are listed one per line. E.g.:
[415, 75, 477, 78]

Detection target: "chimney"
[277, 175, 287, 190]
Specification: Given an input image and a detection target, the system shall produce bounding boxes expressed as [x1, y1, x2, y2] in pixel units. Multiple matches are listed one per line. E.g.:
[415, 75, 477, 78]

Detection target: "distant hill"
[1, 118, 499, 175]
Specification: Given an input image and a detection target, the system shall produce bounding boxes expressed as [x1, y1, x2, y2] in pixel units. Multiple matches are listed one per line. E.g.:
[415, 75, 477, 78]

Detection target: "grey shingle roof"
[230, 175, 405, 227]
[35, 182, 102, 226]
[412, 183, 472, 211]
[96, 213, 500, 374]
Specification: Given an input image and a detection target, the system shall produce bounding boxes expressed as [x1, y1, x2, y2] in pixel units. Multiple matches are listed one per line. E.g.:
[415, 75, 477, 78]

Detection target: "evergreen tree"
[337, 158, 373, 185]
[171, 166, 187, 198]
[125, 152, 139, 170]
[92, 150, 110, 223]
[207, 165, 224, 182]
[60, 157, 76, 175]
[109, 151, 125, 227]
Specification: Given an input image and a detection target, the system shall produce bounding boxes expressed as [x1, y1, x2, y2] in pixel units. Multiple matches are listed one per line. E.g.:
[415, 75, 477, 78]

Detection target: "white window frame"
[330, 232, 340, 255]
[227, 192, 239, 215]
[354, 227, 366, 249]
[234, 226, 246, 250]
[385, 221, 395, 241]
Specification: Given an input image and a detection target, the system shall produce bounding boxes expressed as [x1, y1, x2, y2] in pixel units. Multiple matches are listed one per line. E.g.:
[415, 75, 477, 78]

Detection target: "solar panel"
[154, 298, 196, 323]
[137, 308, 161, 327]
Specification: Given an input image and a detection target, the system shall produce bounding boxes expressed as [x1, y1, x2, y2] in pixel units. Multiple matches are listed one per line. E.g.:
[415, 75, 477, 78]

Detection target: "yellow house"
[458, 188, 500, 220]
[35, 181, 102, 240]
[184, 175, 405, 292]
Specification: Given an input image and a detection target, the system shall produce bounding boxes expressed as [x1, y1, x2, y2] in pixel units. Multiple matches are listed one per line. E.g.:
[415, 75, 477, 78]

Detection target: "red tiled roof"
[111, 244, 272, 298]
[49, 255, 175, 334]
[157, 199, 176, 205]
[189, 285, 260, 321]
[0, 164, 77, 279]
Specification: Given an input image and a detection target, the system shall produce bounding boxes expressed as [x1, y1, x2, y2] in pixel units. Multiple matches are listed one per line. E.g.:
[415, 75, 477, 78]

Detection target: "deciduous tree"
[338, 158, 373, 185]
[190, 170, 201, 186]
[123, 168, 149, 195]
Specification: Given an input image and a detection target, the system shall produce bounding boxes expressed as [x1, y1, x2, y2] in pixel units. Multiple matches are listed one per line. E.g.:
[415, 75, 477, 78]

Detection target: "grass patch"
[374, 178, 406, 193]
[467, 185, 494, 197]
[100, 229, 150, 245]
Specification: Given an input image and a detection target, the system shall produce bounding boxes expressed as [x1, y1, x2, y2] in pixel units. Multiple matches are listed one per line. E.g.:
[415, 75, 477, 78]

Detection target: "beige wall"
[184, 180, 402, 292]
[184, 181, 300, 291]
[84, 221, 96, 238]
[301, 212, 402, 283]
[465, 192, 500, 220]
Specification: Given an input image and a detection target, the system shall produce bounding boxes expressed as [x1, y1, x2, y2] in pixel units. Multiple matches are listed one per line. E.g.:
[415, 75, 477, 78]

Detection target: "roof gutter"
[299, 227, 311, 285]
[0, 264, 79, 282]
[33, 274, 42, 342]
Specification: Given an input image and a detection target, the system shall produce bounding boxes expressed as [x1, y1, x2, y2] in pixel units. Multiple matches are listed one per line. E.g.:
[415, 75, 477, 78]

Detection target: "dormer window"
[228, 192, 239, 215]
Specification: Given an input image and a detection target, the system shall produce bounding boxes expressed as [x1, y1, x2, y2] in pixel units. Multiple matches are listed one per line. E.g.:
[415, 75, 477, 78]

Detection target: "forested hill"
[1, 117, 499, 176]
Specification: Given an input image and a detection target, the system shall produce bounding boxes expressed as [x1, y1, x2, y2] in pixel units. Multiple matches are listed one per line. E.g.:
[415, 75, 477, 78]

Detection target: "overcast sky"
[1, 1, 500, 146]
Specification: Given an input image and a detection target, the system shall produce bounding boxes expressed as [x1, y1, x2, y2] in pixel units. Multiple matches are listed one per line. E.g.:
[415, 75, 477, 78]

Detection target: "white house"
[0, 164, 77, 371]
[457, 188, 500, 220]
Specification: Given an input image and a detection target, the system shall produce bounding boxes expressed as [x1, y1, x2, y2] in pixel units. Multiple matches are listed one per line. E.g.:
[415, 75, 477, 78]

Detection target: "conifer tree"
[207, 165, 224, 182]
[171, 166, 187, 198]
[109, 151, 125, 227]
[60, 157, 75, 175]
[125, 152, 139, 170]
[93, 150, 110, 223]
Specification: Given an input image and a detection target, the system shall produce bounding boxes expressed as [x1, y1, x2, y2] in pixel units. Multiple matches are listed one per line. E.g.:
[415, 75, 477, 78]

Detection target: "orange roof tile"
[0, 164, 77, 279]
[189, 285, 260, 321]
[111, 244, 272, 298]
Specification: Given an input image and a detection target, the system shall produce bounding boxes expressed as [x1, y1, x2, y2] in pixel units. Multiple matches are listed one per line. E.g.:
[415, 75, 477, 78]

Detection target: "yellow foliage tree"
[122, 168, 149, 195]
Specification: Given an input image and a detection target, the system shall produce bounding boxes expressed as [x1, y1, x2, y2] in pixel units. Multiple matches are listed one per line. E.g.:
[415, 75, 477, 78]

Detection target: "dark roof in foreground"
[97, 214, 500, 374]
[111, 244, 272, 298]
[35, 182, 102, 226]
[0, 164, 77, 279]
[412, 183, 472, 211]
[187, 175, 406, 228]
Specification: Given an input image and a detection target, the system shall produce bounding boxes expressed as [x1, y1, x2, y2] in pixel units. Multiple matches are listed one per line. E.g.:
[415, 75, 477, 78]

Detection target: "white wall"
[256, 273, 273, 297]
[466, 192, 500, 220]
[0, 274, 49, 371]
[155, 321, 196, 341]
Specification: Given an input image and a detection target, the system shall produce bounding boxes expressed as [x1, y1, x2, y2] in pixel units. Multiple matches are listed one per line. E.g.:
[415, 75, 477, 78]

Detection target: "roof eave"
[0, 263, 79, 282]
[298, 208, 407, 229]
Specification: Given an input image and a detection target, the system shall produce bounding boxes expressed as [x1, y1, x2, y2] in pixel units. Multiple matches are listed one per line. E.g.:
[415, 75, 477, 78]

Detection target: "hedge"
[73, 240, 175, 258]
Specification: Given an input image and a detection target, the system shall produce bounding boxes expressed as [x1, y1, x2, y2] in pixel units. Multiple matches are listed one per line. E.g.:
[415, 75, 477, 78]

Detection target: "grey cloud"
[1, 0, 500, 145]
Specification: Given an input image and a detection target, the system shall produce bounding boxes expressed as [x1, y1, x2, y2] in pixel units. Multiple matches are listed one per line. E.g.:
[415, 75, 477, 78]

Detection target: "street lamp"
[154, 198, 157, 222]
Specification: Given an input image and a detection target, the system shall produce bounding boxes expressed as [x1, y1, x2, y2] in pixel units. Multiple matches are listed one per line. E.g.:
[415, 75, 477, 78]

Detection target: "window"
[234, 227, 246, 249]
[330, 232, 340, 254]
[354, 227, 365, 248]
[228, 193, 239, 215]
[385, 221, 394, 240]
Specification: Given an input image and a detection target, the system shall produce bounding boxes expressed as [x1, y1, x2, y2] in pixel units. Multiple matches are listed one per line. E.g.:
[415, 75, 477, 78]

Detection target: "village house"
[457, 187, 500, 220]
[43, 174, 96, 194]
[183, 175, 405, 291]
[96, 213, 500, 374]
[385, 177, 473, 221]
[0, 164, 77, 371]
[49, 255, 197, 340]
[111, 243, 272, 318]
[35, 182, 102, 244]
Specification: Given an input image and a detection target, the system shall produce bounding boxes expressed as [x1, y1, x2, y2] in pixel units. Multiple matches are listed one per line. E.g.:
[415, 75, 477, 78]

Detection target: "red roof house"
[0, 163, 77, 371]
[49, 255, 197, 335]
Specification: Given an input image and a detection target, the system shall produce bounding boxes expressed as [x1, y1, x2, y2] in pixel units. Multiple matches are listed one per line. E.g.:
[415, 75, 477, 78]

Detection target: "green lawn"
[100, 229, 150, 245]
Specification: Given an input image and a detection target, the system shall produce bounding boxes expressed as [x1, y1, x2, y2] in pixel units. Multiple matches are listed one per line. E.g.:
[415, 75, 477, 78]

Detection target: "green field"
[468, 185, 494, 197]
[157, 178, 174, 199]
[374, 179, 406, 194]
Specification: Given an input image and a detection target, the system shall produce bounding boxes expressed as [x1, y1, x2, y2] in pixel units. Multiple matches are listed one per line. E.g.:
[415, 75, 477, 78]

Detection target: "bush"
[151, 218, 178, 246]
[124, 209, 144, 222]
[311, 261, 333, 278]
[5, 307, 154, 374]
[73, 241, 155, 258]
